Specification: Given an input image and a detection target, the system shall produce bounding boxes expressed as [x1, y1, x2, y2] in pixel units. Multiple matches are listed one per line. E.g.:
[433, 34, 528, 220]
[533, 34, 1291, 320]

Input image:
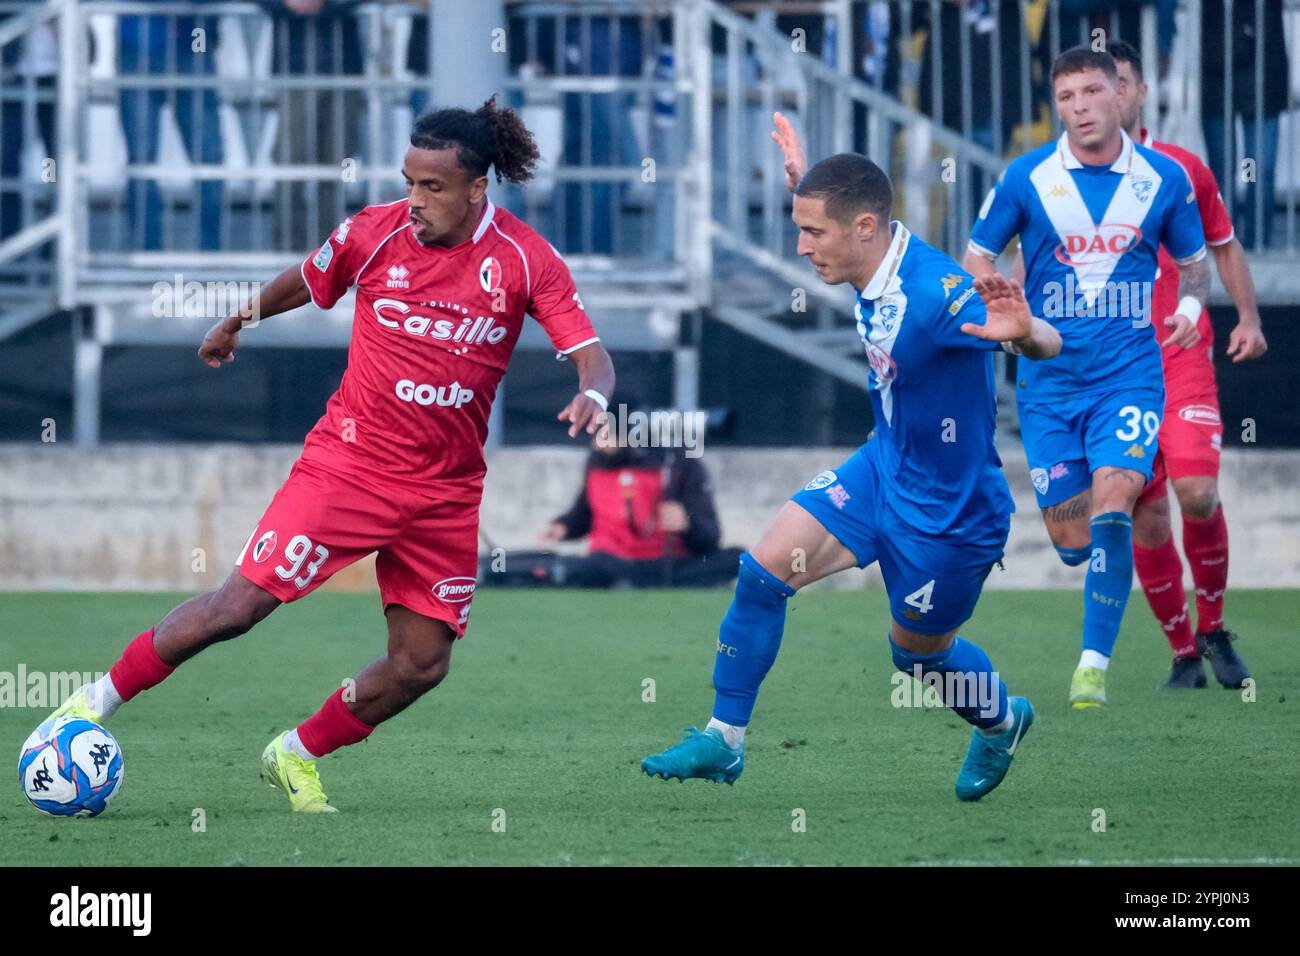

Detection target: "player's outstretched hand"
[1226, 320, 1268, 362]
[1161, 311, 1201, 349]
[198, 319, 239, 368]
[557, 393, 607, 439]
[771, 112, 807, 193]
[966, 274, 1032, 343]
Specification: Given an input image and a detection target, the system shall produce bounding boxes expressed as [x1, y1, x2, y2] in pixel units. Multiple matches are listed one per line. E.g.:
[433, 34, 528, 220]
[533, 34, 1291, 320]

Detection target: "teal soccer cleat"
[955, 696, 1034, 802]
[642, 726, 744, 785]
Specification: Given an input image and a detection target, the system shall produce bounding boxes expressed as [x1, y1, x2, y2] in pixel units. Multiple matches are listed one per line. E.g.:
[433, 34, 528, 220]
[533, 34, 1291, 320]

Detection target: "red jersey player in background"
[31, 98, 616, 812]
[1109, 41, 1267, 690]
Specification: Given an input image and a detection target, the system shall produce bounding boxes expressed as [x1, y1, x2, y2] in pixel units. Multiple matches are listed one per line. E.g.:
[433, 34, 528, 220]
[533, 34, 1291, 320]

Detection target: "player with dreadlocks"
[32, 97, 615, 812]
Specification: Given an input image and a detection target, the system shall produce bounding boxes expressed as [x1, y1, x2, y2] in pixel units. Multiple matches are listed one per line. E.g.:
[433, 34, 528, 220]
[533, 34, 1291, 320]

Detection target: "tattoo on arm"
[1177, 256, 1211, 307]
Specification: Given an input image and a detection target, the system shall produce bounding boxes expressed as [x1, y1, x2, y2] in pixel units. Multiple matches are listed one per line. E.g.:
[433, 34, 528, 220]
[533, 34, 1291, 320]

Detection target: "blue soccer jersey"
[969, 130, 1207, 404]
[846, 221, 1014, 541]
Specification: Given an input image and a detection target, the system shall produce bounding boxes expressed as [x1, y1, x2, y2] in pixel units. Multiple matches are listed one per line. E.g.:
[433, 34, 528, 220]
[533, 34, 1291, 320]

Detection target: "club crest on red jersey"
[479, 256, 502, 294]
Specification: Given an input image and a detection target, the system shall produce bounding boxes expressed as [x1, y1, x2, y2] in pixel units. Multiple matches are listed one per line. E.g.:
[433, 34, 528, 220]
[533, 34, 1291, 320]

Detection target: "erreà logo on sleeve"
[50, 886, 151, 936]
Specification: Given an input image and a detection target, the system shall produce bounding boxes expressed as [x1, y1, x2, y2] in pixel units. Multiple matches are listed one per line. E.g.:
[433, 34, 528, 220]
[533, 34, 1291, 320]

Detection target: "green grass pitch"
[2, 589, 1297, 866]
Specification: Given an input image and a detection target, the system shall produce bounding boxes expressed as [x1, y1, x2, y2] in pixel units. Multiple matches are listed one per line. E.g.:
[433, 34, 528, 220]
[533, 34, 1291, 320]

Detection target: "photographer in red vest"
[539, 402, 742, 588]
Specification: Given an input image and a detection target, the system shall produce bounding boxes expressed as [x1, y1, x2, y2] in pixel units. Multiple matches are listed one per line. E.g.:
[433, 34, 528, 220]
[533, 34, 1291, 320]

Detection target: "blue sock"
[890, 636, 1009, 730]
[1082, 511, 1134, 658]
[711, 552, 795, 727]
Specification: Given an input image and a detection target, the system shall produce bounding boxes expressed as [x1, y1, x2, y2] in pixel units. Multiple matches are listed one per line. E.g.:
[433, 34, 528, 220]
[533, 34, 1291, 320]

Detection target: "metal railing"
[3, 1, 1300, 441]
[5, 2, 1300, 303]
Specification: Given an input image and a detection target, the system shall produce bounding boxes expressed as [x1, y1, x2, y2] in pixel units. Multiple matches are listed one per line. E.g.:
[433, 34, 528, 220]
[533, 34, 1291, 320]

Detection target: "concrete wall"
[0, 443, 1296, 591]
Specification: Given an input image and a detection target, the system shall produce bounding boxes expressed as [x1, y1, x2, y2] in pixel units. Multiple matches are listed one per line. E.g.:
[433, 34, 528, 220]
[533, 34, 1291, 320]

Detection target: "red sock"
[107, 628, 176, 702]
[1183, 505, 1229, 634]
[1133, 538, 1197, 658]
[296, 688, 374, 758]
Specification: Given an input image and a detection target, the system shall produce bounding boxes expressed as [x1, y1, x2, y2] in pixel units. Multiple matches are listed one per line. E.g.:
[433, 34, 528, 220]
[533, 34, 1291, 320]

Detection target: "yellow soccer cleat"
[1069, 666, 1107, 709]
[260, 732, 338, 813]
[34, 684, 105, 740]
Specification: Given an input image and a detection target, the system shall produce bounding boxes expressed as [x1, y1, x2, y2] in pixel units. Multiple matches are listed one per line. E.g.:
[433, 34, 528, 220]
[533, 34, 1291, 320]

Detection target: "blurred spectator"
[1201, 0, 1289, 250]
[915, 0, 1030, 226]
[560, 15, 643, 255]
[1057, 1, 1178, 77]
[916, 0, 1028, 155]
[537, 423, 742, 589]
[261, 0, 364, 250]
[117, 1, 223, 250]
[1, 20, 58, 244]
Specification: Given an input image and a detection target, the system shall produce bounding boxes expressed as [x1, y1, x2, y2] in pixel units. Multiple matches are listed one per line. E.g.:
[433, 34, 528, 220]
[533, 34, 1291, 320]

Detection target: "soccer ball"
[18, 717, 124, 817]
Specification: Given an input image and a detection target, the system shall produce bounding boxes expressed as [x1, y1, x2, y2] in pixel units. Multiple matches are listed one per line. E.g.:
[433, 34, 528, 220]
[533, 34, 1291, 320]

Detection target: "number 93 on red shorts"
[234, 457, 480, 635]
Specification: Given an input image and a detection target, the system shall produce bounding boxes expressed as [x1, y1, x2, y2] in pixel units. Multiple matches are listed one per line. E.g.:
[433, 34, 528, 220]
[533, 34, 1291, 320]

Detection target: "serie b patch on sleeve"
[313, 243, 334, 272]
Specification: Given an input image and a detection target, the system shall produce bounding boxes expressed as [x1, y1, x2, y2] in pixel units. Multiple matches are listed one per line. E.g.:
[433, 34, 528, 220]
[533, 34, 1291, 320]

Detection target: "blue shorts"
[792, 449, 1007, 636]
[1019, 387, 1164, 508]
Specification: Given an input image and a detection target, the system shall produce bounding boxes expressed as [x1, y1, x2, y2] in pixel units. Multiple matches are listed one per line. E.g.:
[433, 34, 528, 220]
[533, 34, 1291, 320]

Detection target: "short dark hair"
[1106, 39, 1143, 81]
[1050, 46, 1118, 85]
[794, 153, 893, 224]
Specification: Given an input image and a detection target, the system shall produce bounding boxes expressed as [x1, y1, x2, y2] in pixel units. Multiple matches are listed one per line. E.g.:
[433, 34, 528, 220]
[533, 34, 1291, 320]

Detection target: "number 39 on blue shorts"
[1018, 386, 1165, 509]
[792, 447, 1008, 636]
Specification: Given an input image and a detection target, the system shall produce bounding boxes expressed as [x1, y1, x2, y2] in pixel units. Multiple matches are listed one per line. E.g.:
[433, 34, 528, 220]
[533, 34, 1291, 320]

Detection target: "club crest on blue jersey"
[1130, 177, 1153, 202]
[1030, 468, 1049, 495]
[877, 301, 900, 331]
[804, 470, 837, 491]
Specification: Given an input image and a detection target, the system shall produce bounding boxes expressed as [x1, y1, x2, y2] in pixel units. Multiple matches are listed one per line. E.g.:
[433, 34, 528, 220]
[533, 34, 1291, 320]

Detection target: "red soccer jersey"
[1144, 132, 1235, 344]
[298, 197, 598, 503]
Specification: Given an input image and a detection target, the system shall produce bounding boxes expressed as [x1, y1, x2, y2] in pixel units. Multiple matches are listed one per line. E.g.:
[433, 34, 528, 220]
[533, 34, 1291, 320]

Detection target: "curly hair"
[409, 95, 540, 185]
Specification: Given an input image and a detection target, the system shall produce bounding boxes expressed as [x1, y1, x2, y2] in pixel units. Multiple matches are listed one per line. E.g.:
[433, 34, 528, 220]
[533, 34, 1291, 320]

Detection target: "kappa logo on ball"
[1178, 404, 1221, 426]
[804, 470, 837, 491]
[252, 530, 278, 563]
[433, 577, 476, 603]
[479, 256, 502, 294]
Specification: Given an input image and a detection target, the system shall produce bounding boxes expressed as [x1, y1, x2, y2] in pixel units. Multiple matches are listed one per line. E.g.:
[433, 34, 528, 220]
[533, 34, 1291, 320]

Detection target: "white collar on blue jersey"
[859, 220, 911, 301]
[1056, 127, 1135, 173]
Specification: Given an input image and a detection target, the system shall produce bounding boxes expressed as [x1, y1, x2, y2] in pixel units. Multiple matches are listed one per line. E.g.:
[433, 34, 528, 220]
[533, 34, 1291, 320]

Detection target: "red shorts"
[235, 457, 479, 635]
[1141, 332, 1223, 503]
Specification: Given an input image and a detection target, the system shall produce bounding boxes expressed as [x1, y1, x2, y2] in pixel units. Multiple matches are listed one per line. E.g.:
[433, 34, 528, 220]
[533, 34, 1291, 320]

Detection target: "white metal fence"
[2, 0, 1299, 442]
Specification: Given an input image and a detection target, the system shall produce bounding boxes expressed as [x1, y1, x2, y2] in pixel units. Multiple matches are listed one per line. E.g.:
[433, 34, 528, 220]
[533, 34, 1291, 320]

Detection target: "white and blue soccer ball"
[18, 717, 123, 817]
